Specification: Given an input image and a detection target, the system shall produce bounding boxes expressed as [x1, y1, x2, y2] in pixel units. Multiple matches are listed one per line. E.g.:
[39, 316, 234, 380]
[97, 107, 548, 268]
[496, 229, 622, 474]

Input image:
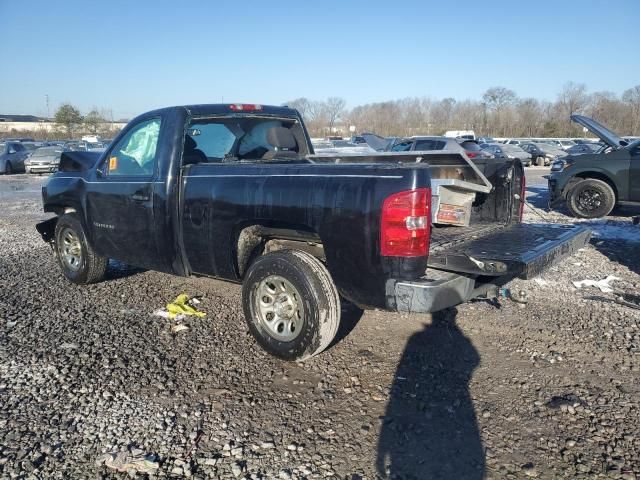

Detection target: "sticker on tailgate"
[437, 204, 468, 225]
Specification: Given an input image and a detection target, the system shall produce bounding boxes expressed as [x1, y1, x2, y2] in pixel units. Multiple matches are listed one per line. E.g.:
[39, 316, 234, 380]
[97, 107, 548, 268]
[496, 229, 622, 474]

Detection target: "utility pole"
[45, 94, 50, 119]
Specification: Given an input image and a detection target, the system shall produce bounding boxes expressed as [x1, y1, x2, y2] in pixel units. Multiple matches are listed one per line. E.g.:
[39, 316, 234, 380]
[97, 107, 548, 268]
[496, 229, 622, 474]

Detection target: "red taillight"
[465, 151, 478, 158]
[381, 188, 431, 257]
[519, 172, 526, 221]
[229, 104, 263, 111]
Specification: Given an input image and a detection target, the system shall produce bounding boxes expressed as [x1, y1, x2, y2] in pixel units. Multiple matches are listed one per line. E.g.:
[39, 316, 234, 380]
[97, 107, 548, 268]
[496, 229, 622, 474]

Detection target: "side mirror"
[8, 148, 16, 154]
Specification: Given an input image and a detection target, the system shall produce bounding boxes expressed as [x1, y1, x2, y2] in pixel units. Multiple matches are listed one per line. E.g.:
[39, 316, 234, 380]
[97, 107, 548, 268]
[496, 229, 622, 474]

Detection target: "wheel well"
[572, 172, 618, 200]
[235, 225, 324, 278]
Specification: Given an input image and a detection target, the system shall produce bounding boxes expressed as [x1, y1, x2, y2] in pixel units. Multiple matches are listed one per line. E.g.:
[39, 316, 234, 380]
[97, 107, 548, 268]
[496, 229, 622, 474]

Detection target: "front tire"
[5, 161, 12, 174]
[535, 156, 544, 166]
[566, 178, 616, 219]
[242, 250, 340, 361]
[54, 214, 108, 284]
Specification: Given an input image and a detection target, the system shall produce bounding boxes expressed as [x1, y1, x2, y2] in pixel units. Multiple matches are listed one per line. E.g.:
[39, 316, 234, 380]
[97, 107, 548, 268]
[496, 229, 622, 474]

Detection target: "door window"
[414, 140, 446, 151]
[106, 118, 161, 176]
[391, 141, 413, 152]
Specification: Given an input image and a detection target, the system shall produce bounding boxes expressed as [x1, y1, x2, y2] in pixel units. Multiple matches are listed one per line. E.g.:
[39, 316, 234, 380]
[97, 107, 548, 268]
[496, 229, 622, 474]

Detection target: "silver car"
[24, 146, 65, 174]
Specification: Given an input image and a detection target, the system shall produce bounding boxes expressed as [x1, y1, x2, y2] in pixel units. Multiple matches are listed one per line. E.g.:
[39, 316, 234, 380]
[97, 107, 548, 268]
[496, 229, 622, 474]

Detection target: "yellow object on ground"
[166, 294, 206, 319]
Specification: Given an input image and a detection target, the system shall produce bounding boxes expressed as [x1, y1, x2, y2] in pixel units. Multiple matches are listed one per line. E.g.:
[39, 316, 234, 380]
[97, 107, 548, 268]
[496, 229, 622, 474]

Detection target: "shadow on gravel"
[591, 238, 640, 276]
[104, 259, 146, 280]
[330, 302, 365, 347]
[526, 186, 549, 209]
[376, 308, 484, 479]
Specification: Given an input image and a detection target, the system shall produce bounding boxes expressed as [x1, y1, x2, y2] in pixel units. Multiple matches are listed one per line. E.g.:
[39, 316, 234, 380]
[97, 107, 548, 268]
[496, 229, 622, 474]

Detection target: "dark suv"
[549, 115, 640, 218]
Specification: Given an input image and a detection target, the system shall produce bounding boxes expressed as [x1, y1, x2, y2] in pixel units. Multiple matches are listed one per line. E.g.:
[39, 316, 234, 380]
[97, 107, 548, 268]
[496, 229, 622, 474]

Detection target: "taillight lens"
[381, 188, 431, 257]
[465, 151, 478, 158]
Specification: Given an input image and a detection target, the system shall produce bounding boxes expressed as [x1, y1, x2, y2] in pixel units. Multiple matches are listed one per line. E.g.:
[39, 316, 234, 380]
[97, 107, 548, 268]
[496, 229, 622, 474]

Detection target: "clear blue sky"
[1, 0, 637, 119]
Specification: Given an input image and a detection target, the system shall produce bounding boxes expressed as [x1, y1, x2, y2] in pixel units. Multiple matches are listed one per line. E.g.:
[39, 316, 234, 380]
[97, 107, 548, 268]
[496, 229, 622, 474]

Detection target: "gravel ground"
[1, 172, 639, 479]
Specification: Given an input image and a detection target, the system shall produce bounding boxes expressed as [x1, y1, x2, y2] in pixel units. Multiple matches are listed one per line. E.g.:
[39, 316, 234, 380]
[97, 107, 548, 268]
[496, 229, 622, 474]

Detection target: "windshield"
[33, 147, 61, 157]
[186, 116, 308, 162]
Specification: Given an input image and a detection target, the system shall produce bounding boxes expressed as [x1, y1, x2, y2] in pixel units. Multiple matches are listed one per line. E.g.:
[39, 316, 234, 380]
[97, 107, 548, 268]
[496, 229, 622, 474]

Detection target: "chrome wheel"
[59, 227, 82, 271]
[254, 275, 304, 342]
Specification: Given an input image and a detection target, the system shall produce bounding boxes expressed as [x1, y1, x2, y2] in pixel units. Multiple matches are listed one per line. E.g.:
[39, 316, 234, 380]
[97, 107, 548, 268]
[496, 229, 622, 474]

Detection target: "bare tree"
[622, 85, 640, 134]
[482, 87, 517, 111]
[557, 82, 588, 135]
[325, 97, 346, 134]
[84, 108, 106, 134]
[283, 98, 312, 121]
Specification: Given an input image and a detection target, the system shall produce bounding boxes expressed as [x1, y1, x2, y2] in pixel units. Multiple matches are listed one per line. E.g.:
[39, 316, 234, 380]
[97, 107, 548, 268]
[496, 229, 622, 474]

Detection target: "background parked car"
[387, 136, 464, 153]
[519, 142, 566, 166]
[565, 143, 602, 155]
[519, 142, 549, 166]
[545, 139, 577, 150]
[0, 141, 30, 173]
[24, 146, 65, 174]
[459, 139, 494, 160]
[549, 114, 640, 218]
[481, 143, 532, 166]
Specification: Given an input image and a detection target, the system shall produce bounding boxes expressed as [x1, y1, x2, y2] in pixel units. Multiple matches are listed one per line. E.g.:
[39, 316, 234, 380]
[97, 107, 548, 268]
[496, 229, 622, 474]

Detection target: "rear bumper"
[388, 269, 476, 313]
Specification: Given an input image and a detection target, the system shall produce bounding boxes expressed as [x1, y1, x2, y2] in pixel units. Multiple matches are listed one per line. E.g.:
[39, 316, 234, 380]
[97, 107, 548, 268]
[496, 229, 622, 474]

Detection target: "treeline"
[286, 82, 640, 138]
[0, 104, 123, 140]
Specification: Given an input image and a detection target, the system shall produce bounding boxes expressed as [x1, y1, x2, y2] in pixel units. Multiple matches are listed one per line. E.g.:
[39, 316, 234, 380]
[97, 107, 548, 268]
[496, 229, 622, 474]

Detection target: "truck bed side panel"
[180, 162, 431, 308]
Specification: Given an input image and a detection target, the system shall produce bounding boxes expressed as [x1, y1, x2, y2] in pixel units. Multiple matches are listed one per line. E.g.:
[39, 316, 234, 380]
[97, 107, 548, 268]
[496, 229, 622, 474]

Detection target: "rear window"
[186, 116, 308, 162]
[414, 140, 446, 151]
[460, 141, 481, 152]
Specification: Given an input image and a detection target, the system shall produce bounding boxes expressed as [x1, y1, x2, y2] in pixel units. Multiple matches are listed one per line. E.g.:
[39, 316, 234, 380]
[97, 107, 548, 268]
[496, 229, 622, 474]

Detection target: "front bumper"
[26, 164, 58, 173]
[547, 177, 565, 207]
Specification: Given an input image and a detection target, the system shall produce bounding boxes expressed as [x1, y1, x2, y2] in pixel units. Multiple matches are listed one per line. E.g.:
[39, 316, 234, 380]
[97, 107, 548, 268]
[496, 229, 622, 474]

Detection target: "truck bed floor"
[430, 223, 507, 252]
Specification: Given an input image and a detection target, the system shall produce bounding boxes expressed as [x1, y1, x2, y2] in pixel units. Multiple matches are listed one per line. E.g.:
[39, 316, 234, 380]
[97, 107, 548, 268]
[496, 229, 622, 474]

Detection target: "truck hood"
[59, 151, 102, 172]
[571, 114, 628, 149]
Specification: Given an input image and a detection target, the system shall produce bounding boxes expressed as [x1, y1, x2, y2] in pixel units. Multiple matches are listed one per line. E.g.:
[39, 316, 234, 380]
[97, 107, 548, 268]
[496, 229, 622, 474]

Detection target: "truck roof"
[143, 104, 301, 118]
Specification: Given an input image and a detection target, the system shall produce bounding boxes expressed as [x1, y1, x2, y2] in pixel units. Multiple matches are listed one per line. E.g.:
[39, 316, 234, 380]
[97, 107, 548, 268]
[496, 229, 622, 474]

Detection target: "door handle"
[131, 191, 150, 202]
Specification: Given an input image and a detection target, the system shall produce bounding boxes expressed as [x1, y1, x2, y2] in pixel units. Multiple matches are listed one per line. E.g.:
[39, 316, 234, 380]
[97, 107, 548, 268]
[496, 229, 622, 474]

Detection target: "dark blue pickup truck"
[37, 104, 590, 360]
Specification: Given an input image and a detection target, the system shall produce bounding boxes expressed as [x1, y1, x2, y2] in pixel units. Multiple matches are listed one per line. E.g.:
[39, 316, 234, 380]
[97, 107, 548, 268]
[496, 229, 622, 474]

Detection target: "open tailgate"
[428, 223, 591, 279]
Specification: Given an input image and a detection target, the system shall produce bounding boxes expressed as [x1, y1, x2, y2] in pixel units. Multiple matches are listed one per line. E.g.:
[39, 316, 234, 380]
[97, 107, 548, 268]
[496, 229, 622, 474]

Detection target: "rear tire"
[242, 250, 340, 361]
[566, 178, 616, 219]
[54, 214, 108, 284]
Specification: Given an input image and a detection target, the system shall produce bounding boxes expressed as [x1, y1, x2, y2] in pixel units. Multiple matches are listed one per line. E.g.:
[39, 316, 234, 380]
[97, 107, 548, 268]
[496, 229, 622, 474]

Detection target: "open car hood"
[571, 114, 628, 149]
[360, 133, 391, 151]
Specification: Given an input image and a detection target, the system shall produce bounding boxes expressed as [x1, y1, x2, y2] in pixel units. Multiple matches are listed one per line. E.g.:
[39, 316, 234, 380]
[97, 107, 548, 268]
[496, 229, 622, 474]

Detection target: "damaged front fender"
[36, 217, 58, 244]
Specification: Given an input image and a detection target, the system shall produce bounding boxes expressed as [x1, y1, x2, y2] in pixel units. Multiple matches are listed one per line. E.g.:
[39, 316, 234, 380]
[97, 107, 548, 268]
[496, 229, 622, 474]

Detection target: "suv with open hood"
[548, 115, 640, 218]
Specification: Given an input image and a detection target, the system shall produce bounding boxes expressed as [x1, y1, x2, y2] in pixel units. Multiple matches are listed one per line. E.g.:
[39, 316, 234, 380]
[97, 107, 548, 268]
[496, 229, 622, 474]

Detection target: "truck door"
[85, 117, 164, 269]
[630, 143, 640, 202]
